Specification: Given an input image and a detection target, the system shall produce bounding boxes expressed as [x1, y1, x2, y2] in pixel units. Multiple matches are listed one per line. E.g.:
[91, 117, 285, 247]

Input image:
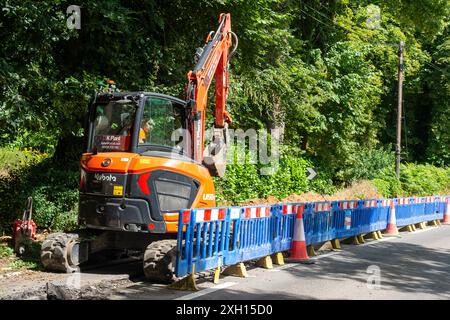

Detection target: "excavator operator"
[139, 118, 154, 143]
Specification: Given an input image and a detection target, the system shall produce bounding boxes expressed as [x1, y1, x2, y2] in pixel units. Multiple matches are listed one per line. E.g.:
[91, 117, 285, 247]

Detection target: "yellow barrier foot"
[307, 245, 316, 257]
[366, 232, 379, 240]
[213, 260, 222, 284]
[168, 272, 199, 291]
[222, 263, 248, 278]
[377, 231, 383, 239]
[331, 239, 341, 250]
[357, 235, 365, 244]
[256, 256, 273, 269]
[422, 222, 428, 229]
[428, 220, 438, 226]
[351, 236, 361, 245]
[436, 220, 442, 226]
[318, 241, 333, 251]
[415, 223, 424, 230]
[412, 224, 417, 231]
[271, 252, 285, 266]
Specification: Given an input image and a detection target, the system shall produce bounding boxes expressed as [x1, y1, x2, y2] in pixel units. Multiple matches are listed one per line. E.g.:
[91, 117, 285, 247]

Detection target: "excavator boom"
[186, 14, 237, 174]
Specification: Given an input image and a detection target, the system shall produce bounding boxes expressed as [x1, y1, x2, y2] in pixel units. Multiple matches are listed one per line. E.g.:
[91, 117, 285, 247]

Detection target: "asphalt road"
[1, 224, 449, 300]
[106, 224, 450, 300]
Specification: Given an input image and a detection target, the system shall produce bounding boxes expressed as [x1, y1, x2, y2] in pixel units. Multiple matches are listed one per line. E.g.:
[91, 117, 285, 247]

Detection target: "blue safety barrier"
[175, 195, 449, 278]
[395, 198, 414, 227]
[333, 200, 360, 239]
[361, 199, 381, 233]
[376, 199, 391, 230]
[272, 204, 300, 253]
[228, 205, 274, 264]
[175, 207, 229, 277]
[433, 196, 445, 220]
[303, 202, 334, 245]
[410, 197, 426, 224]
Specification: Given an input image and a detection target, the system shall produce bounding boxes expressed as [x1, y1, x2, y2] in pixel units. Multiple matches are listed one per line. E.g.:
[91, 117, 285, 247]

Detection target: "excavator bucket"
[203, 127, 229, 177]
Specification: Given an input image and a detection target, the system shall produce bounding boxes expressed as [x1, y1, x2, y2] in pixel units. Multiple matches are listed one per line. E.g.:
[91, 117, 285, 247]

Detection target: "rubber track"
[143, 239, 177, 283]
[41, 232, 80, 273]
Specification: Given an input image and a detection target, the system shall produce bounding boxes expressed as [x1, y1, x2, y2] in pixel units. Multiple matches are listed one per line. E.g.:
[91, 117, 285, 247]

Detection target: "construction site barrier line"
[174, 196, 449, 279]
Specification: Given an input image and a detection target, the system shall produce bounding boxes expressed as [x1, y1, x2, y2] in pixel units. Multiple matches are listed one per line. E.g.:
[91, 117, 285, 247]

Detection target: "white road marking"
[174, 282, 237, 300]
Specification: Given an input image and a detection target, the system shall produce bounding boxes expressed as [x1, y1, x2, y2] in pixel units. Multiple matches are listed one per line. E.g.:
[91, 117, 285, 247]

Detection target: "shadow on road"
[284, 238, 450, 298]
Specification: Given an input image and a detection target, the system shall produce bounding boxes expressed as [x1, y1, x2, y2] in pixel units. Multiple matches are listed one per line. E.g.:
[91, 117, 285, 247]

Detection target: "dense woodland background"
[0, 0, 449, 233]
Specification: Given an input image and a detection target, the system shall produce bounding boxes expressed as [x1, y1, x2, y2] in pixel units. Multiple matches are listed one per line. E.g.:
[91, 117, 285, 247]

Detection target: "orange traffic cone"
[443, 197, 450, 224]
[286, 205, 314, 264]
[385, 201, 399, 236]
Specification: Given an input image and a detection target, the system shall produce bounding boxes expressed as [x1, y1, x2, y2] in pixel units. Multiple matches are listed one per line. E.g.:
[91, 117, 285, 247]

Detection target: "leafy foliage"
[372, 164, 450, 197]
[0, 1, 449, 232]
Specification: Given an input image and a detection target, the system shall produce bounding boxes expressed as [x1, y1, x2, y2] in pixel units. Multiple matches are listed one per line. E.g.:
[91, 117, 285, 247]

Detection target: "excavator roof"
[94, 91, 187, 107]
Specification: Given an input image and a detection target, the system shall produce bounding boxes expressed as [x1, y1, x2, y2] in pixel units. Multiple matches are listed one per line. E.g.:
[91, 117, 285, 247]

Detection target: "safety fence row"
[174, 196, 450, 280]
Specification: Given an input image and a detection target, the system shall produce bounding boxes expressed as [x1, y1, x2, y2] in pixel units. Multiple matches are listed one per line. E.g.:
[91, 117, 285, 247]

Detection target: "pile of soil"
[238, 180, 383, 206]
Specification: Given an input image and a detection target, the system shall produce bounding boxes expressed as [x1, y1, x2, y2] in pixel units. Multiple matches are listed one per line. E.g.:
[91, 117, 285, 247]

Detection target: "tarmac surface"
[1, 224, 449, 300]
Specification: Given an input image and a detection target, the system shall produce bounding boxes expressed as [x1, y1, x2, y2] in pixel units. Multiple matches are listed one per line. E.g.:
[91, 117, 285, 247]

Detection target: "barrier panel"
[174, 195, 449, 280]
[333, 200, 359, 240]
[225, 205, 273, 265]
[434, 196, 446, 221]
[272, 204, 300, 252]
[411, 197, 426, 224]
[364, 199, 387, 232]
[395, 198, 414, 227]
[175, 207, 228, 277]
[302, 202, 333, 245]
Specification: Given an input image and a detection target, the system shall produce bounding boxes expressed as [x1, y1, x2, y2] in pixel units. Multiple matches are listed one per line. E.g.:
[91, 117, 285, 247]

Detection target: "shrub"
[0, 148, 80, 234]
[342, 146, 395, 184]
[371, 163, 450, 197]
[215, 146, 335, 204]
[400, 163, 450, 196]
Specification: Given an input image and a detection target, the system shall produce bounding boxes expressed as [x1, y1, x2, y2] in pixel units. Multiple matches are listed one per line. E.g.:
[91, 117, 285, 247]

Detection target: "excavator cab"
[87, 93, 187, 156]
[79, 92, 214, 236]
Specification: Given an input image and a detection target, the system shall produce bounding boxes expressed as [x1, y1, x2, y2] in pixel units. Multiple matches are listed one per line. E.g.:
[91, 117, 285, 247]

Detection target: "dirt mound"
[239, 195, 280, 206]
[282, 192, 334, 203]
[332, 180, 382, 200]
[237, 180, 383, 206]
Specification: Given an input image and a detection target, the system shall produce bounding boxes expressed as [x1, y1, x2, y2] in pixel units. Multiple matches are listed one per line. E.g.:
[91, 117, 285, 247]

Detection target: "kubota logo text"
[94, 173, 117, 182]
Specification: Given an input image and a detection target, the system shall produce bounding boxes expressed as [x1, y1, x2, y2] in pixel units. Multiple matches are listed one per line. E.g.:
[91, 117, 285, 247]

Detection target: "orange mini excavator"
[41, 13, 237, 282]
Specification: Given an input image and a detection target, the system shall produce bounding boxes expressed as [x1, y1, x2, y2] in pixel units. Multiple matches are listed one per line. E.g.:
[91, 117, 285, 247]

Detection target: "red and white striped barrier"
[314, 202, 332, 212]
[381, 199, 392, 207]
[397, 198, 411, 205]
[244, 206, 271, 219]
[340, 201, 358, 210]
[230, 207, 241, 220]
[364, 200, 377, 208]
[425, 196, 435, 203]
[194, 208, 226, 223]
[282, 204, 297, 215]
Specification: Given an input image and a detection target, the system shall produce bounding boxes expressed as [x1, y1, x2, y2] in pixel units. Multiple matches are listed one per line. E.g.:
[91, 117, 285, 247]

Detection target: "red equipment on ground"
[12, 197, 37, 255]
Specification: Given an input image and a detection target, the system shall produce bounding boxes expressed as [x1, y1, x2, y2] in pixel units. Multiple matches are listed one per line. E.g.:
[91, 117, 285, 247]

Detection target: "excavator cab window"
[91, 99, 137, 152]
[138, 97, 186, 155]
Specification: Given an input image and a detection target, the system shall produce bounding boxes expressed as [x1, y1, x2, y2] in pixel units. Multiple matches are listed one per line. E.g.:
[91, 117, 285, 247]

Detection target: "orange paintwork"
[186, 13, 234, 162]
[81, 152, 216, 233]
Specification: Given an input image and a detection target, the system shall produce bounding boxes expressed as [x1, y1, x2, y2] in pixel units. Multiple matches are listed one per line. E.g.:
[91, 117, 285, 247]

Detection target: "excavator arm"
[185, 13, 237, 176]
